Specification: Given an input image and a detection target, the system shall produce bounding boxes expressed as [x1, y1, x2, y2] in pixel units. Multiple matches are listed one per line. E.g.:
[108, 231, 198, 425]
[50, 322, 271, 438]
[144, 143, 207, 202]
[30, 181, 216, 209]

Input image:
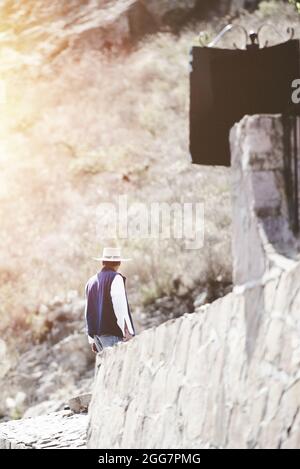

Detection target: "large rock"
[52, 333, 94, 378]
[68, 393, 92, 414]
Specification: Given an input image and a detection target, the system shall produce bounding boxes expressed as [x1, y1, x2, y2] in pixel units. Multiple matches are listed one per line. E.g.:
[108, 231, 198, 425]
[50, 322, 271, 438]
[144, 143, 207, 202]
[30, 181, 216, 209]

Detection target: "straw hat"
[92, 247, 131, 262]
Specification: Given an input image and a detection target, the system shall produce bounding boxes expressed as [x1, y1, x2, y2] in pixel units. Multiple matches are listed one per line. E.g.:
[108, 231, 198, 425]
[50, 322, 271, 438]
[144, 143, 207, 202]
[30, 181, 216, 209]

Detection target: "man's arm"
[110, 274, 134, 339]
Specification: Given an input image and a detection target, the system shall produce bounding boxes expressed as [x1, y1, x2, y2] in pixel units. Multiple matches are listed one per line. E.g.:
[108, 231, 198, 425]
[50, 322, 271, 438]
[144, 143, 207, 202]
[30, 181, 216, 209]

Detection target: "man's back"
[85, 265, 135, 350]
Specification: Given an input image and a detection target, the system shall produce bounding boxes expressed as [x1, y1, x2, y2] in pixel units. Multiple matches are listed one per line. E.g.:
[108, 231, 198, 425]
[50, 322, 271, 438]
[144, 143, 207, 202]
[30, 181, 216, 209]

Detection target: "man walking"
[84, 247, 135, 353]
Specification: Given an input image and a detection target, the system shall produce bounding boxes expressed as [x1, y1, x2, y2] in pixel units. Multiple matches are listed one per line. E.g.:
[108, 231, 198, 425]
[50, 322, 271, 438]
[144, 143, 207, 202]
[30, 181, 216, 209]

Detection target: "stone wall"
[87, 115, 300, 449]
[87, 260, 300, 449]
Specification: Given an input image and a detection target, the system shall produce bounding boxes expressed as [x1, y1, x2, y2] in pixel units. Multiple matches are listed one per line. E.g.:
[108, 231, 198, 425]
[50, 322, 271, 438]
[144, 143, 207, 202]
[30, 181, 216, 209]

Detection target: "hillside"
[0, 0, 299, 420]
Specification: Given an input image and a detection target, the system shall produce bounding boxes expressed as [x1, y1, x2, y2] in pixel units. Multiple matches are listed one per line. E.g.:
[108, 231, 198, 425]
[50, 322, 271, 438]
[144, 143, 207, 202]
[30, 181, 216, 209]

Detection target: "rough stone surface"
[86, 115, 300, 449]
[0, 411, 88, 449]
[230, 115, 300, 286]
[87, 259, 300, 449]
[69, 393, 92, 414]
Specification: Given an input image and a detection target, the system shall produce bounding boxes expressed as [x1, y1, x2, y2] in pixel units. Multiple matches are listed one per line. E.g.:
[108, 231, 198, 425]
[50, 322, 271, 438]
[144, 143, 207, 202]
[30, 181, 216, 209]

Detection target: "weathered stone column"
[230, 114, 300, 287]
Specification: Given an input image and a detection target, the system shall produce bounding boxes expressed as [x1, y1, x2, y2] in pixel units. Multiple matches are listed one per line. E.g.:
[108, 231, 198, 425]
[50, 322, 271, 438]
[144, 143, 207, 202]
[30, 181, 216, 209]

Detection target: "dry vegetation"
[0, 1, 299, 342]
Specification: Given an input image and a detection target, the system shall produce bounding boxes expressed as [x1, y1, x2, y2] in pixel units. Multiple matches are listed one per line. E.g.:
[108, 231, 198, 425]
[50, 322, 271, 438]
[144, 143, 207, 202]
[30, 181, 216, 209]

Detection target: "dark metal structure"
[189, 25, 300, 234]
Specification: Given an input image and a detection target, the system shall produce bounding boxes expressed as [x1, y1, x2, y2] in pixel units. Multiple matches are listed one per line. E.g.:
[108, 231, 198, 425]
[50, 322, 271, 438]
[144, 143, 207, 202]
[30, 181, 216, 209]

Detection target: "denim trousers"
[94, 334, 123, 352]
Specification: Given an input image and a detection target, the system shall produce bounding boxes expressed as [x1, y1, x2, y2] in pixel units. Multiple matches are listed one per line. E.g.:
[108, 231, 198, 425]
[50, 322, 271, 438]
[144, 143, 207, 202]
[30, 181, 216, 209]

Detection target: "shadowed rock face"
[0, 0, 260, 64]
[128, 0, 261, 25]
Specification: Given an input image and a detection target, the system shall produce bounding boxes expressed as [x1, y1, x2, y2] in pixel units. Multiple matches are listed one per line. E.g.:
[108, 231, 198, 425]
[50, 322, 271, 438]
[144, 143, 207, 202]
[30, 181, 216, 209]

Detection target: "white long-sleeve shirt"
[110, 274, 135, 337]
[85, 273, 134, 344]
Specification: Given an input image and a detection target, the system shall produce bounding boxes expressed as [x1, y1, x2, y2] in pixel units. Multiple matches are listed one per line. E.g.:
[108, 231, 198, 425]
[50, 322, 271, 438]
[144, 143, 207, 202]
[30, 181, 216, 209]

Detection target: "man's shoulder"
[85, 273, 99, 292]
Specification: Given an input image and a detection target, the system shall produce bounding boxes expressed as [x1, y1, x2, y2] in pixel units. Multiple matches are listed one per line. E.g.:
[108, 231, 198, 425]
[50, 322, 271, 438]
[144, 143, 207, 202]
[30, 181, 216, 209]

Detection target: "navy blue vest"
[85, 267, 135, 338]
